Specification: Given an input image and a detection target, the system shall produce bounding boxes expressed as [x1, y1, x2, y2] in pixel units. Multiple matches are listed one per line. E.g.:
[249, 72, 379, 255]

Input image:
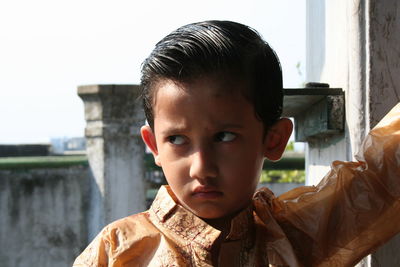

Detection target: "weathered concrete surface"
[365, 1, 400, 266]
[0, 166, 90, 267]
[371, 234, 400, 267]
[78, 85, 146, 240]
[368, 0, 400, 127]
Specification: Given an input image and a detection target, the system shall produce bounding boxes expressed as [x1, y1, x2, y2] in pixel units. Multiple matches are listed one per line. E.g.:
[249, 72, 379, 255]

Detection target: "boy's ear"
[140, 125, 161, 167]
[263, 118, 293, 161]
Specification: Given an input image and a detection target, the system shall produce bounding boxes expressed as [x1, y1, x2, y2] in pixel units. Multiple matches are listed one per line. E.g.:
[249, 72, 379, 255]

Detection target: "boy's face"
[141, 77, 292, 220]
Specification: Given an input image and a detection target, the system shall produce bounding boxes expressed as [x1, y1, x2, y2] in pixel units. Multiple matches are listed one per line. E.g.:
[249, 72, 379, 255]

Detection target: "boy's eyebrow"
[160, 123, 245, 135]
[159, 123, 188, 135]
[160, 127, 185, 135]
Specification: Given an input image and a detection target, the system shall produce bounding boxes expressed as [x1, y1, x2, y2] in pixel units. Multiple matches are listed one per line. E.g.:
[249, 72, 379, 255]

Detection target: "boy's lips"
[192, 186, 223, 199]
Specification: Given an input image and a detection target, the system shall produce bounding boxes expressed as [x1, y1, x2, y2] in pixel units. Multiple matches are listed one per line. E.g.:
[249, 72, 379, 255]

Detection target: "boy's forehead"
[151, 77, 261, 130]
[152, 76, 250, 102]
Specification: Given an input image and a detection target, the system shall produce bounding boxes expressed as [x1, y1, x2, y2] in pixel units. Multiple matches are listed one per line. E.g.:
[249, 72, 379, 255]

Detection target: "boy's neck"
[203, 208, 244, 237]
[205, 212, 244, 266]
[203, 203, 250, 236]
[204, 217, 232, 235]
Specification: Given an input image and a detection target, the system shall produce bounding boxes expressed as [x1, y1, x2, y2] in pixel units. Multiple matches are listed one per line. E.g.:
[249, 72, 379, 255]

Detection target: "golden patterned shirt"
[73, 103, 400, 267]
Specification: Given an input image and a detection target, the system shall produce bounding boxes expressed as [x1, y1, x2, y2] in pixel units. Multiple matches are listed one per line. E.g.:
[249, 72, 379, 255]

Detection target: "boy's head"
[140, 20, 292, 222]
[141, 20, 283, 130]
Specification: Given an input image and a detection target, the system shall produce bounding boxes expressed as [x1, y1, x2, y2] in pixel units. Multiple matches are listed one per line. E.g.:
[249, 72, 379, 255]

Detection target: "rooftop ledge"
[0, 155, 88, 170]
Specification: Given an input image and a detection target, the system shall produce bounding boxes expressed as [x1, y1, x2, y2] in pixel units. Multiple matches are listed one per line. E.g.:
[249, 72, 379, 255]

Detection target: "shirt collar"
[150, 185, 255, 250]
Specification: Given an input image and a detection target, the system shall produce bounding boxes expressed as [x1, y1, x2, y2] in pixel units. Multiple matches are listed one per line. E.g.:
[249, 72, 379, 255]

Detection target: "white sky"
[0, 0, 305, 144]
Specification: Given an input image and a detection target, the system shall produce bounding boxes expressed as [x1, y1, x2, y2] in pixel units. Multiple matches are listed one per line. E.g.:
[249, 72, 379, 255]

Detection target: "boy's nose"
[189, 148, 218, 180]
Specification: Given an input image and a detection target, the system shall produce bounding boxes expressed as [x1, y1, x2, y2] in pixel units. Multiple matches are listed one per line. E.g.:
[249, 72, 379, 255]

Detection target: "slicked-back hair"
[140, 20, 283, 130]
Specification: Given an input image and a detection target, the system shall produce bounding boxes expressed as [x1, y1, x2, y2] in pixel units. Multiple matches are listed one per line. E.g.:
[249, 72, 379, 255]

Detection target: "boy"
[73, 21, 400, 266]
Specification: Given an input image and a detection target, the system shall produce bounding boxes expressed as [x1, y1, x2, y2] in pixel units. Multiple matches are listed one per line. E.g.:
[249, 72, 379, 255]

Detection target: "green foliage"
[260, 169, 305, 184]
[285, 141, 295, 151]
[144, 153, 161, 171]
[260, 140, 306, 183]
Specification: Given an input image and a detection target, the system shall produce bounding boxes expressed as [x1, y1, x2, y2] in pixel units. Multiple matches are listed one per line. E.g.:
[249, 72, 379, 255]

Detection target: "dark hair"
[140, 20, 283, 130]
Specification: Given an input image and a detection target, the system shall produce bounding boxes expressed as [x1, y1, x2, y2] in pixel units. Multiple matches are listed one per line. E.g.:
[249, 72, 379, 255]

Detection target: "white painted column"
[78, 85, 146, 240]
[305, 0, 349, 185]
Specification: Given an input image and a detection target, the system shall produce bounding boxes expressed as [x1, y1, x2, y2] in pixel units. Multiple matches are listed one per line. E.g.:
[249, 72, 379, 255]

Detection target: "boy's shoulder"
[73, 211, 160, 266]
[100, 211, 159, 242]
[102, 185, 177, 238]
[98, 186, 178, 246]
[73, 186, 190, 266]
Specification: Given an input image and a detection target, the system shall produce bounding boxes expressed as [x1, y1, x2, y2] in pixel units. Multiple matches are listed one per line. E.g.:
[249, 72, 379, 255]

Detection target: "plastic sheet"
[253, 103, 400, 266]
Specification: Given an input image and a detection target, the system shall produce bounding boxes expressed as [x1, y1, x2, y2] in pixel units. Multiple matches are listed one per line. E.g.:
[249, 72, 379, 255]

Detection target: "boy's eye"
[167, 135, 186, 145]
[215, 132, 236, 142]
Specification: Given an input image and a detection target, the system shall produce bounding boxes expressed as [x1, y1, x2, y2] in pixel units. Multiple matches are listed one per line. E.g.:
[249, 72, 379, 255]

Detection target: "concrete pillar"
[78, 85, 146, 240]
[367, 1, 400, 126]
[306, 0, 400, 265]
[366, 1, 400, 266]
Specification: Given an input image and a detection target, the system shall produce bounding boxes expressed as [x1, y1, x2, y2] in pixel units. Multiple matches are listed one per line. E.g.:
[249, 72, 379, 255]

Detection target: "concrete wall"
[0, 166, 90, 267]
[0, 85, 148, 267]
